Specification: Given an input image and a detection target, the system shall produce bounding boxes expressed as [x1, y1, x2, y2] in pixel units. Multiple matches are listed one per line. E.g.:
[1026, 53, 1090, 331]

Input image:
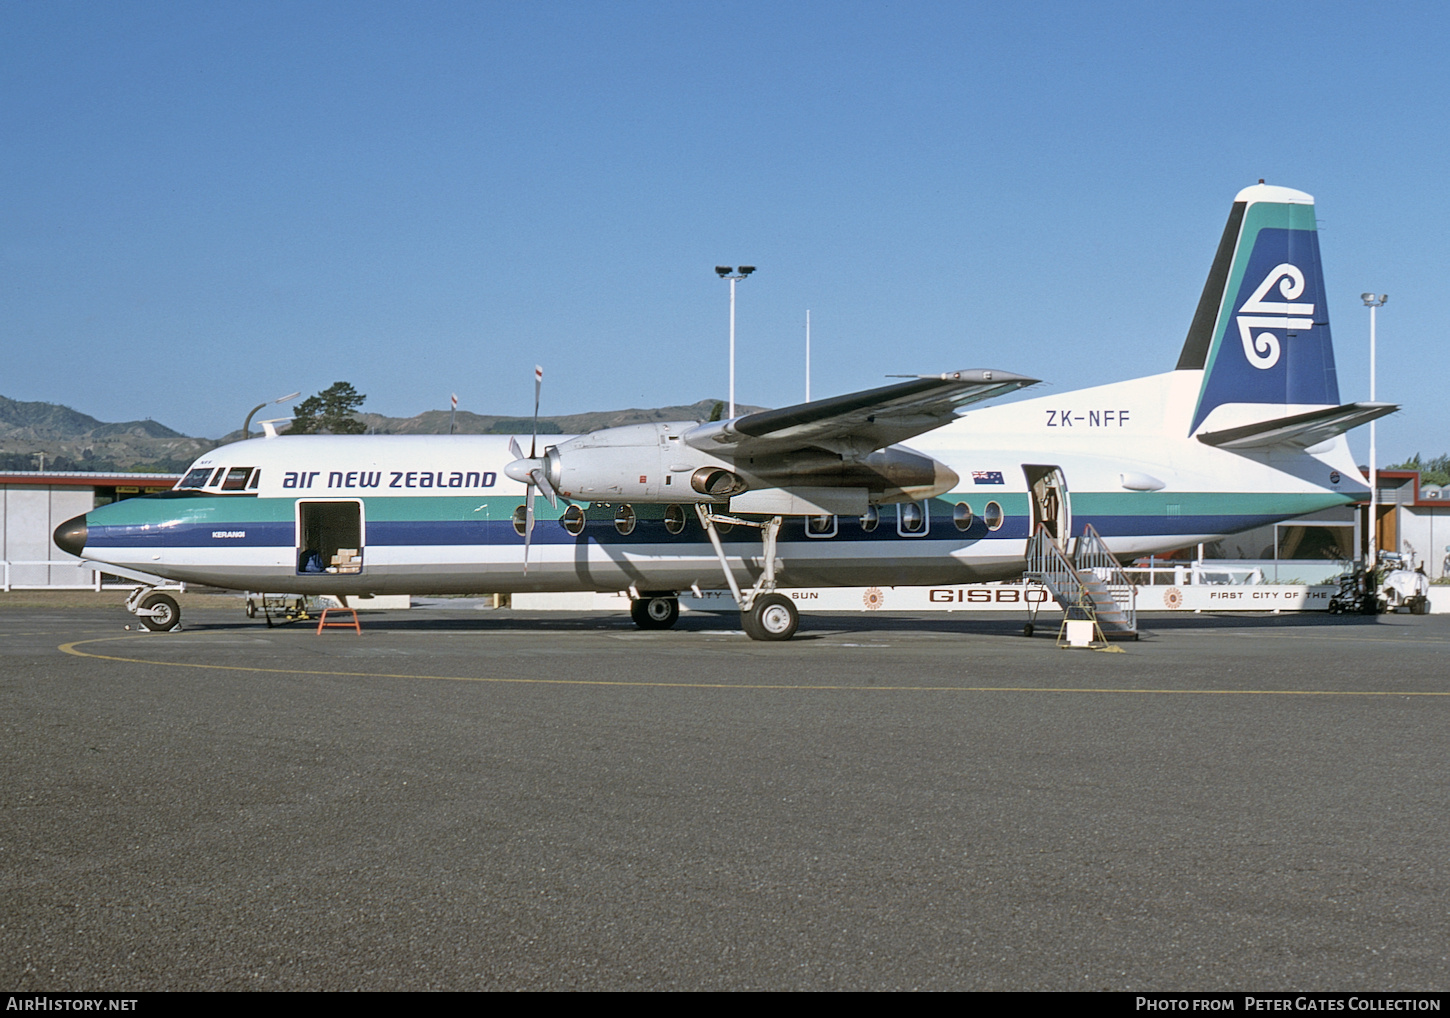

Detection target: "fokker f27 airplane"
[55, 184, 1393, 640]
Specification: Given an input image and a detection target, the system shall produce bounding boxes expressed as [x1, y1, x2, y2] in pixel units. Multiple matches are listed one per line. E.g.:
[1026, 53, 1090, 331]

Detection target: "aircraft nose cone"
[54, 514, 88, 557]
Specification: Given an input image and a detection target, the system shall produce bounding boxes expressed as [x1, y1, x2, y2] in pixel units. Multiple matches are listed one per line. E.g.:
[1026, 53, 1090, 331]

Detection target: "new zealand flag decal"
[972, 471, 1004, 485]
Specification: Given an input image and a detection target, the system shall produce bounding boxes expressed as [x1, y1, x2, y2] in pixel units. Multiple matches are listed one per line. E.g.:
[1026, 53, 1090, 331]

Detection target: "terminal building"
[1188, 469, 1449, 585]
[1, 470, 178, 589]
[1371, 469, 1450, 579]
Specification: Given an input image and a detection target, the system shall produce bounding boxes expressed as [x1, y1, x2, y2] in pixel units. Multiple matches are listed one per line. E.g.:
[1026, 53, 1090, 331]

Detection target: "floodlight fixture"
[242, 391, 302, 438]
[716, 266, 734, 277]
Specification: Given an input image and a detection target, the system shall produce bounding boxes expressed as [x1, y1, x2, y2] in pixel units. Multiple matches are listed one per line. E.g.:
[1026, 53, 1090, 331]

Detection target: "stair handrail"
[1071, 523, 1137, 632]
[1025, 524, 1093, 619]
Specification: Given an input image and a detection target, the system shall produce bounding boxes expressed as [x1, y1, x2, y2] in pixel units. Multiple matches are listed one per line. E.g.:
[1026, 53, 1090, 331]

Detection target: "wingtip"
[939, 369, 1040, 386]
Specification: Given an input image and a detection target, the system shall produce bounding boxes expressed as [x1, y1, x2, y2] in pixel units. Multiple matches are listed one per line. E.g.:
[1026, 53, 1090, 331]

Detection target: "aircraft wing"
[1196, 401, 1398, 451]
[682, 369, 1038, 457]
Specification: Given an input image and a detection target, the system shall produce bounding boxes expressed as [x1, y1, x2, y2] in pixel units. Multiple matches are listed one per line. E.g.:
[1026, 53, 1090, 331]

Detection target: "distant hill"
[0, 396, 213, 473]
[348, 399, 765, 437]
[2, 395, 764, 472]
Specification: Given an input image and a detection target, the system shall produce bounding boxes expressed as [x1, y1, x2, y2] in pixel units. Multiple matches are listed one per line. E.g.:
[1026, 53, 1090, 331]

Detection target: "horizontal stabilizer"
[1196, 401, 1397, 451]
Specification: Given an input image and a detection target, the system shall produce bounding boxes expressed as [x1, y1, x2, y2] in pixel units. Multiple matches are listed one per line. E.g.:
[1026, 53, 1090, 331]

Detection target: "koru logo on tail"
[1236, 263, 1314, 370]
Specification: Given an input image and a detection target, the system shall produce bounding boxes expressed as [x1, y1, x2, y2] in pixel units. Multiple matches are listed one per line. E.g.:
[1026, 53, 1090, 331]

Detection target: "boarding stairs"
[1024, 523, 1138, 640]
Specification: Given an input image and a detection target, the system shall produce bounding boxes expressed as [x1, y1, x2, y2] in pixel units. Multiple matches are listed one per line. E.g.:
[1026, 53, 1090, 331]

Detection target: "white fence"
[513, 583, 1373, 613]
[1, 560, 184, 593]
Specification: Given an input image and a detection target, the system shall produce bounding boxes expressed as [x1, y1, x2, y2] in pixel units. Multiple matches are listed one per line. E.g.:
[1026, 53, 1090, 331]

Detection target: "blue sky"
[3, 1, 1445, 464]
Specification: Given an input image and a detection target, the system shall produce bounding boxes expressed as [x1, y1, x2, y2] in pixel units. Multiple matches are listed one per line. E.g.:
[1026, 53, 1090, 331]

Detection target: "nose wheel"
[124, 587, 182, 632]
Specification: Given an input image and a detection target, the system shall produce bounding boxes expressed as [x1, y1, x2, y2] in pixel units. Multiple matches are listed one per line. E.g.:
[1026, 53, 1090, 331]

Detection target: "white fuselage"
[74, 367, 1363, 596]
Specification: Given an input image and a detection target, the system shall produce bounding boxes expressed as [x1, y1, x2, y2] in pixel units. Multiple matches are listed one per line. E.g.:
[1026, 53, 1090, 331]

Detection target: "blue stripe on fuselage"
[84, 512, 1293, 550]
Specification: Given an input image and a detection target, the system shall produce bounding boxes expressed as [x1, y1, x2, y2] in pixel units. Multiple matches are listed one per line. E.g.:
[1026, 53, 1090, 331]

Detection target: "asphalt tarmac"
[2, 595, 1447, 991]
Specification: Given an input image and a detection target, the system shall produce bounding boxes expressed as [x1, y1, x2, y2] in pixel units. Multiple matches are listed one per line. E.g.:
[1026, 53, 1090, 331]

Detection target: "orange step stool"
[315, 606, 362, 634]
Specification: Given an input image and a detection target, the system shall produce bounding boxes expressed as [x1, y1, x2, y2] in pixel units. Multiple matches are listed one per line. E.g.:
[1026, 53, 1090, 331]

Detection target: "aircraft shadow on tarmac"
[178, 605, 1406, 640]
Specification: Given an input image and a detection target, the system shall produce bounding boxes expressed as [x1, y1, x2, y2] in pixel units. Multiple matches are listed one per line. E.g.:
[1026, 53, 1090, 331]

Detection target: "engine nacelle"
[545, 422, 719, 502]
[519, 421, 959, 506]
[691, 467, 749, 497]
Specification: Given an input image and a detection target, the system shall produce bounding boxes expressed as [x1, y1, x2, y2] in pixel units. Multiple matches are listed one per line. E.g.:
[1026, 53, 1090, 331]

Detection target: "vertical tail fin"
[1178, 184, 1339, 435]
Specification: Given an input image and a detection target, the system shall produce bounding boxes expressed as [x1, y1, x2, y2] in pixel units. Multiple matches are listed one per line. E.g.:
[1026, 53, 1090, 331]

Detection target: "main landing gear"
[623, 508, 800, 642]
[630, 593, 680, 629]
[740, 592, 799, 641]
[695, 505, 799, 642]
[124, 587, 182, 632]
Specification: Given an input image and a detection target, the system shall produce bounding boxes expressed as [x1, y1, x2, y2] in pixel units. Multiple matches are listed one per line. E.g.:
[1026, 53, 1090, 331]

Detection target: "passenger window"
[984, 501, 1004, 531]
[953, 503, 974, 531]
[562, 504, 586, 536]
[664, 505, 687, 535]
[614, 504, 636, 536]
[805, 515, 837, 538]
[897, 501, 928, 536]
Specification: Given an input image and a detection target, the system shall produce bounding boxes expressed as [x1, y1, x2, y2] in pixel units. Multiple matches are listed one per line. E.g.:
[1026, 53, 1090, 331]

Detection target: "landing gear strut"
[694, 505, 798, 642]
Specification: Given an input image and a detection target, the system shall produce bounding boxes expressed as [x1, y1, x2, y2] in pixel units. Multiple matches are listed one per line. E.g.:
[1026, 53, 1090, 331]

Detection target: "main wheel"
[742, 593, 799, 642]
[631, 595, 679, 630]
[139, 592, 181, 632]
[245, 599, 257, 618]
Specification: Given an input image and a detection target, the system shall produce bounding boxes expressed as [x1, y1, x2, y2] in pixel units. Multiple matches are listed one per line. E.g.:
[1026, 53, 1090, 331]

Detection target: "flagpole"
[805, 310, 811, 402]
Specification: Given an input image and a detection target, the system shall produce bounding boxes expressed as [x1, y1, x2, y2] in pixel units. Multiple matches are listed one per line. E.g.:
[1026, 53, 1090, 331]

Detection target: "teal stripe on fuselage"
[91, 487, 1350, 548]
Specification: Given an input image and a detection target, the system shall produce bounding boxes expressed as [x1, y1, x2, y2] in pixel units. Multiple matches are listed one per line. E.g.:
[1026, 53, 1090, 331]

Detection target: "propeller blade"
[523, 484, 536, 573]
[530, 467, 558, 509]
[530, 365, 543, 459]
[520, 365, 546, 574]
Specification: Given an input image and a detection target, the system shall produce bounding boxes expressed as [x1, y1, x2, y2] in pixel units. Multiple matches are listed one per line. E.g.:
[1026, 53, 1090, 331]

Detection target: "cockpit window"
[221, 467, 254, 491]
[248, 470, 260, 489]
[179, 468, 213, 489]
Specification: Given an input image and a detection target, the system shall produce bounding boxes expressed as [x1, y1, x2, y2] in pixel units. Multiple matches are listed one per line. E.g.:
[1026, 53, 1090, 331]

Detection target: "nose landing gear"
[124, 587, 182, 632]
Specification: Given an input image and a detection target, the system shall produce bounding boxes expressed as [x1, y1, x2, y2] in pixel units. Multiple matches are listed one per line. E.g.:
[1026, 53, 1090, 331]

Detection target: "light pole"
[242, 391, 301, 439]
[715, 266, 755, 418]
[1361, 293, 1387, 569]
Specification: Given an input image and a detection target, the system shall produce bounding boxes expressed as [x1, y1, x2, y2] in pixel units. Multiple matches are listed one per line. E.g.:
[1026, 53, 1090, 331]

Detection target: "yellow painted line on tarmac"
[9, 629, 127, 639]
[1229, 630, 1450, 646]
[57, 636, 1450, 697]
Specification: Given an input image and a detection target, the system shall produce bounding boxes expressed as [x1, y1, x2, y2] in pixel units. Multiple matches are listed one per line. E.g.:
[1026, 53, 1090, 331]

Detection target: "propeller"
[503, 365, 558, 572]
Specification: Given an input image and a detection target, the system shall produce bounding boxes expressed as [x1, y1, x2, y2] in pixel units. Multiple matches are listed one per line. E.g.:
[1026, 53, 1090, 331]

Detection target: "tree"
[1388, 453, 1450, 487]
[290, 382, 367, 435]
